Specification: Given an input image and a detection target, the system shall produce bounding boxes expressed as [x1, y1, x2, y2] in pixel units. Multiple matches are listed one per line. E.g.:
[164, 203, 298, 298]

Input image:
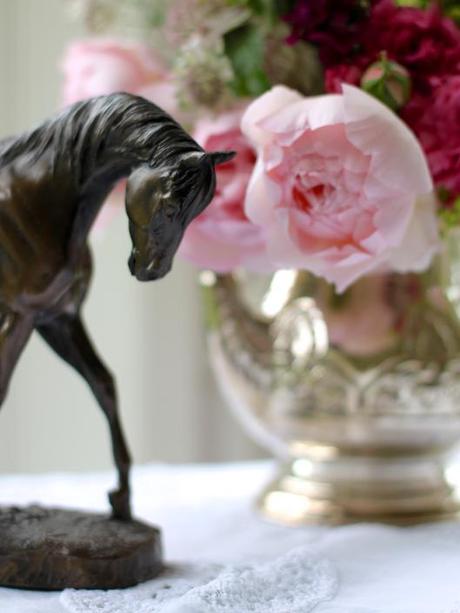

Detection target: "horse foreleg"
[37, 313, 132, 521]
[0, 310, 33, 406]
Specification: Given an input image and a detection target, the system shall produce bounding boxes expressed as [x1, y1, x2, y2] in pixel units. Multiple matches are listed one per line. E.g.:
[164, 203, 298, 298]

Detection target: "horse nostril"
[147, 258, 161, 273]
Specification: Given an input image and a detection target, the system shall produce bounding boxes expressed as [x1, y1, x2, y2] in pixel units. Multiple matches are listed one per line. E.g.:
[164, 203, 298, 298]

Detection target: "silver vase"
[201, 230, 460, 525]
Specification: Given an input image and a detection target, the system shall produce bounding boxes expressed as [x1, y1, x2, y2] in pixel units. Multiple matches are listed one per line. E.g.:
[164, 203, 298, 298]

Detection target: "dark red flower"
[402, 76, 460, 199]
[294, 1, 460, 96]
[363, 1, 460, 90]
[284, 0, 373, 66]
[325, 64, 363, 93]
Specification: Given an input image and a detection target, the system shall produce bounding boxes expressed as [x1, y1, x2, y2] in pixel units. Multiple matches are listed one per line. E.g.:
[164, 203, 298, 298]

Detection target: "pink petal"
[259, 96, 345, 147]
[343, 85, 433, 196]
[244, 156, 282, 226]
[388, 194, 440, 272]
[194, 108, 247, 147]
[241, 86, 303, 147]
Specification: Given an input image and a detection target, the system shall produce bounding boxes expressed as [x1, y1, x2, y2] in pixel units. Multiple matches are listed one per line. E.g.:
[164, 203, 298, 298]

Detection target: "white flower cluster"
[167, 0, 248, 110]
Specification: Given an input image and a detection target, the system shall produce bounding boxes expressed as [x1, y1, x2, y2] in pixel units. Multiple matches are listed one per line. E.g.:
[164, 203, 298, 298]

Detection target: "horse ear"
[208, 151, 236, 166]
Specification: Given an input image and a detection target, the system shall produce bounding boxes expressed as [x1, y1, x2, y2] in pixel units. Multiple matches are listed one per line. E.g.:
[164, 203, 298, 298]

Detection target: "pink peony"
[403, 76, 460, 199]
[179, 110, 267, 272]
[61, 38, 177, 116]
[241, 85, 439, 292]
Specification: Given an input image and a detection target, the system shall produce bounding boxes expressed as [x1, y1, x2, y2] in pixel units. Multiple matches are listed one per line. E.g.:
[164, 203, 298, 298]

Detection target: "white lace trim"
[60, 546, 337, 613]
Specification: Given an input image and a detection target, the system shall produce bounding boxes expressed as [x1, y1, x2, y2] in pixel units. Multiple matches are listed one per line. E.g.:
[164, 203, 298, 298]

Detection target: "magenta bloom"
[364, 1, 460, 89]
[325, 64, 363, 94]
[318, 2, 460, 97]
[403, 76, 460, 199]
[284, 0, 373, 66]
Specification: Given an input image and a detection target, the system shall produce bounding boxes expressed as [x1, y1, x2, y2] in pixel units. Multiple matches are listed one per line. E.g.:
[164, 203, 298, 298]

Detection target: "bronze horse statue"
[0, 93, 233, 520]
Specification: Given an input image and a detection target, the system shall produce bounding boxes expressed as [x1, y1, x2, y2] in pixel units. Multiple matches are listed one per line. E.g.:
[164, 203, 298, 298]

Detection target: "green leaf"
[237, 0, 284, 23]
[274, 0, 297, 16]
[445, 5, 460, 25]
[438, 186, 452, 204]
[440, 196, 460, 229]
[245, 0, 268, 14]
[224, 25, 271, 97]
[394, 0, 429, 7]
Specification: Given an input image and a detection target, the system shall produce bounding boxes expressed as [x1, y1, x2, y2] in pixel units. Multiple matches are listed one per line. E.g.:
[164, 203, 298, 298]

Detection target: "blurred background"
[0, 0, 262, 473]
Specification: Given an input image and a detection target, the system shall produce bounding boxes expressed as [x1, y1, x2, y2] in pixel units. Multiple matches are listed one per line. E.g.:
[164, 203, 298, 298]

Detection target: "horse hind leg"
[0, 309, 34, 407]
[37, 312, 132, 520]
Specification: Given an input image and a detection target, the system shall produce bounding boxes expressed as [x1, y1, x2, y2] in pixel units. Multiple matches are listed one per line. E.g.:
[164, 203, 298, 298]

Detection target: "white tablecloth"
[0, 461, 460, 612]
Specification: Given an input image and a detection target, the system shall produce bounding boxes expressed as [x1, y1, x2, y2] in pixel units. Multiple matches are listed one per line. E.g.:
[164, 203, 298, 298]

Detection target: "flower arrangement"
[63, 0, 460, 292]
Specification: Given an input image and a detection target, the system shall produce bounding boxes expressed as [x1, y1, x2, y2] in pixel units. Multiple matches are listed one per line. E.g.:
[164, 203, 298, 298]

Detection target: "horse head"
[125, 150, 234, 281]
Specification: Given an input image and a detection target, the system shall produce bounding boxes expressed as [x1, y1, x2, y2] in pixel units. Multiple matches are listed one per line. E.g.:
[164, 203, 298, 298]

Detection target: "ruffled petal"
[343, 84, 433, 196]
[387, 193, 440, 272]
[241, 86, 303, 148]
[244, 156, 282, 226]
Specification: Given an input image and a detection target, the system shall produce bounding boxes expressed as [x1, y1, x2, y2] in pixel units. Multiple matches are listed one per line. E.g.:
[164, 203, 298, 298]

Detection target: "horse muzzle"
[128, 251, 171, 282]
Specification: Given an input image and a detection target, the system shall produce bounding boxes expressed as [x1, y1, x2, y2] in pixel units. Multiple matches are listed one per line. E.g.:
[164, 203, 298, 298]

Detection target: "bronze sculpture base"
[0, 506, 163, 590]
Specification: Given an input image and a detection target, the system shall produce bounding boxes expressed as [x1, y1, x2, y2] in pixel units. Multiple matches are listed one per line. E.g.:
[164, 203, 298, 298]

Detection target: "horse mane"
[0, 93, 204, 188]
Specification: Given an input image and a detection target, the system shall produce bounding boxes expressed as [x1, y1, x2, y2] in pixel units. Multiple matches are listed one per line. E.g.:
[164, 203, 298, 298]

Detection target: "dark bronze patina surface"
[0, 506, 162, 589]
[0, 93, 233, 588]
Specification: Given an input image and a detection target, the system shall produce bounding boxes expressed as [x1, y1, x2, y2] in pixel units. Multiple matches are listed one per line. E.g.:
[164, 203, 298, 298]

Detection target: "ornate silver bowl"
[201, 231, 460, 525]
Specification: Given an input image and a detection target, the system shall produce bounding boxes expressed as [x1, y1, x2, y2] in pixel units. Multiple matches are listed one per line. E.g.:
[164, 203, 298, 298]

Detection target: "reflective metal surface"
[201, 230, 460, 524]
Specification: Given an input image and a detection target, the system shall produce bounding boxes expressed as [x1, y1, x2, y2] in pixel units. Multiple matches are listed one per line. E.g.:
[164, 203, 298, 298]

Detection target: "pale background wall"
[0, 0, 262, 473]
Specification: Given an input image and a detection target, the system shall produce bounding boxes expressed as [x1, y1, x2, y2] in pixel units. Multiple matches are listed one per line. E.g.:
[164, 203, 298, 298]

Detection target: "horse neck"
[69, 155, 134, 257]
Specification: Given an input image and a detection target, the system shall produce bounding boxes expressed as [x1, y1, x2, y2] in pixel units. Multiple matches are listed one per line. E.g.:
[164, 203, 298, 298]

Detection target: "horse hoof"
[109, 489, 132, 521]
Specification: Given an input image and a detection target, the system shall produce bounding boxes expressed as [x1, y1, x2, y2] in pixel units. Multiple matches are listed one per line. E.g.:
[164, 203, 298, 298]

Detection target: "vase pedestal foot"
[257, 451, 460, 526]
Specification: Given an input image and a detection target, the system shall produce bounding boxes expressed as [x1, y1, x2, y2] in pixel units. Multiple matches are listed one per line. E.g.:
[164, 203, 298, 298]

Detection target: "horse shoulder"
[0, 155, 76, 307]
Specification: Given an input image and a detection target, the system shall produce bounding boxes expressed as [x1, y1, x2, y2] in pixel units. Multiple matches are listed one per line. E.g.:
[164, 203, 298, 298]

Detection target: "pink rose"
[61, 38, 177, 116]
[179, 110, 267, 272]
[241, 85, 439, 292]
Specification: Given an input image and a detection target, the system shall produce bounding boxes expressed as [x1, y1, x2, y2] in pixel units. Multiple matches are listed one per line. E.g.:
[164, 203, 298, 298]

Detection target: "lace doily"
[60, 546, 337, 613]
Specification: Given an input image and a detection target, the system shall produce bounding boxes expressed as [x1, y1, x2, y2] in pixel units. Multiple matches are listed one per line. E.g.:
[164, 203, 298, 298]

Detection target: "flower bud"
[361, 58, 411, 111]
